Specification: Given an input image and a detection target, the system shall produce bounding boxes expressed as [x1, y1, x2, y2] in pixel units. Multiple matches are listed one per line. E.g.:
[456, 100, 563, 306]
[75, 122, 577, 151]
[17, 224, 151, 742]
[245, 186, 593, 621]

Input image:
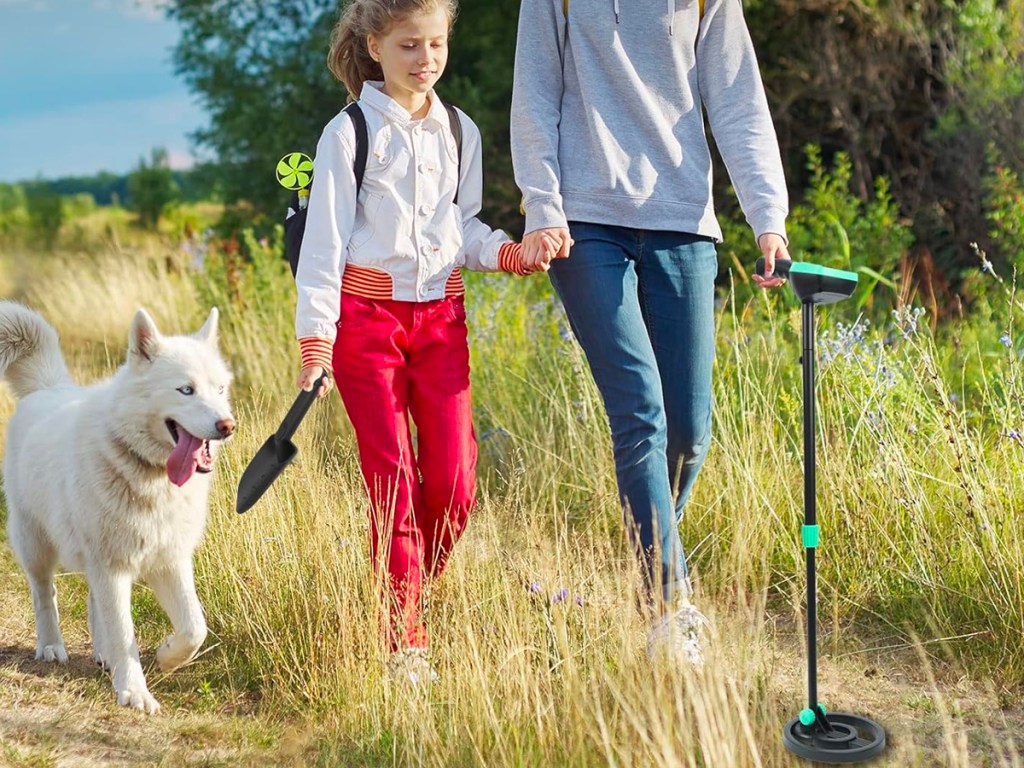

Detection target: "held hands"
[521, 227, 573, 274]
[752, 233, 791, 289]
[297, 365, 333, 398]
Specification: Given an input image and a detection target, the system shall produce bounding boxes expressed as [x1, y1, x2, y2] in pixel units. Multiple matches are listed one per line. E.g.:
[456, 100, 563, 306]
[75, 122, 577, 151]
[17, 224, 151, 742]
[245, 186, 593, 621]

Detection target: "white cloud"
[165, 148, 196, 171]
[92, 0, 167, 20]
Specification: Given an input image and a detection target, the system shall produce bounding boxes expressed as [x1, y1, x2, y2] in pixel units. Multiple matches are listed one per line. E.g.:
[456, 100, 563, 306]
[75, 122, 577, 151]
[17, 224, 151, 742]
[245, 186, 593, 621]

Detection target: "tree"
[166, 0, 521, 229]
[739, 0, 1024, 271]
[128, 148, 180, 229]
[25, 183, 64, 250]
[0, 183, 27, 238]
[168, 1, 344, 222]
[167, 0, 1024, 274]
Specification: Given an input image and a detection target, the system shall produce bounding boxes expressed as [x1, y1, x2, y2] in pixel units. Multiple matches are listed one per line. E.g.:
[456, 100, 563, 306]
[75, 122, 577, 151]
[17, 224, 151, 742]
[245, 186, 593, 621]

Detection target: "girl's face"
[368, 7, 450, 116]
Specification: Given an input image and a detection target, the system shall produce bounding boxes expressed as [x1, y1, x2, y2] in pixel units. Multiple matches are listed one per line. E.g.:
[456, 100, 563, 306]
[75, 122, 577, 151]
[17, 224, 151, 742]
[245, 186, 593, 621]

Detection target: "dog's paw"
[116, 686, 161, 714]
[36, 644, 69, 664]
[156, 631, 203, 672]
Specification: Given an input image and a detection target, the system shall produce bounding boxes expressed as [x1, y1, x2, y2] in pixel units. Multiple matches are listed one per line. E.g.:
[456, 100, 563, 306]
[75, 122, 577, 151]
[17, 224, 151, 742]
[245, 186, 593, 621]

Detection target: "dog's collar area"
[110, 433, 165, 472]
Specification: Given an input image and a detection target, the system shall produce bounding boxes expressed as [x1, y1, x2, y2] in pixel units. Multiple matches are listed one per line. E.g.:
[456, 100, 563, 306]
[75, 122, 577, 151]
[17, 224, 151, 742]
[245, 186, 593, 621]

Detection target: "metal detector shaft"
[801, 300, 820, 717]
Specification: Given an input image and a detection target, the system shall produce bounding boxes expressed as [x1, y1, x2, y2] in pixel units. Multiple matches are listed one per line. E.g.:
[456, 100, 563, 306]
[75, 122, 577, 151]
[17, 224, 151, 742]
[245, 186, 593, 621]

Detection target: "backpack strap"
[442, 101, 463, 205]
[342, 101, 369, 195]
[344, 99, 461, 203]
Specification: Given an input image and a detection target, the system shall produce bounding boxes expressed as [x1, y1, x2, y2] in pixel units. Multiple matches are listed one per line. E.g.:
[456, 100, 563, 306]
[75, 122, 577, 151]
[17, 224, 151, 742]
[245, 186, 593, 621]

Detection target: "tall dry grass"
[1, 224, 1022, 766]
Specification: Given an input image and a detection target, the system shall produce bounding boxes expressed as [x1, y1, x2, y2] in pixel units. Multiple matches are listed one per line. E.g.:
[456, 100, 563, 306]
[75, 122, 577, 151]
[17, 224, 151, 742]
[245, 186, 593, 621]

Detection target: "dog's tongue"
[167, 426, 204, 487]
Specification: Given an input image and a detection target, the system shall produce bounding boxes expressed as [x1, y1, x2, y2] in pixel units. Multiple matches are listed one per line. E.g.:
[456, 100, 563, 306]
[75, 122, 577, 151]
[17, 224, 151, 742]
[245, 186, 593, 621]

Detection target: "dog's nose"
[216, 418, 236, 437]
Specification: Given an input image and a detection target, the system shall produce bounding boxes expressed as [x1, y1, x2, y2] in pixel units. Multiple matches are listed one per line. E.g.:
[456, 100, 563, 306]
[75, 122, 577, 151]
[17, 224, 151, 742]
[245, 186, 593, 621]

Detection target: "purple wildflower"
[528, 582, 543, 595]
[551, 587, 570, 604]
[1000, 334, 1013, 348]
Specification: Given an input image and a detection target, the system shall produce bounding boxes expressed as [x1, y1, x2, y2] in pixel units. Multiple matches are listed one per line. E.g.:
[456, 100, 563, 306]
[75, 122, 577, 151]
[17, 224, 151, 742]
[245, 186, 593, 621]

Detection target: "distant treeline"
[18, 168, 210, 208]
[0, 148, 217, 248]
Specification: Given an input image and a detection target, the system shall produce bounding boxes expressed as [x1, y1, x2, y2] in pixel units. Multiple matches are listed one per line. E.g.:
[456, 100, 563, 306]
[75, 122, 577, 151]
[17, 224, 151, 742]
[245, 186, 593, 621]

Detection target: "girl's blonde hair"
[328, 0, 459, 101]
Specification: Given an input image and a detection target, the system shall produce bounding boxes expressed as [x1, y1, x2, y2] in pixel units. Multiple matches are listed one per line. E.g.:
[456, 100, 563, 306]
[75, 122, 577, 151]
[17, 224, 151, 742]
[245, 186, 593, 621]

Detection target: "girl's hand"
[753, 233, 790, 289]
[534, 231, 570, 272]
[522, 227, 571, 272]
[297, 365, 332, 398]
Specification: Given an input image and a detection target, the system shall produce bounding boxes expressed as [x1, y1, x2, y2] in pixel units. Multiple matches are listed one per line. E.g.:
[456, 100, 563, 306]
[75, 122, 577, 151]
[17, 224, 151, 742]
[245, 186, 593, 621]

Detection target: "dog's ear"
[194, 307, 219, 347]
[129, 308, 162, 364]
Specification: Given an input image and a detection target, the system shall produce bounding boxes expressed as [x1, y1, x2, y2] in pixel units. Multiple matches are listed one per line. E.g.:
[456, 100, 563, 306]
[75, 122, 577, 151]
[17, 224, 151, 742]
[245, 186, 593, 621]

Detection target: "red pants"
[333, 293, 477, 651]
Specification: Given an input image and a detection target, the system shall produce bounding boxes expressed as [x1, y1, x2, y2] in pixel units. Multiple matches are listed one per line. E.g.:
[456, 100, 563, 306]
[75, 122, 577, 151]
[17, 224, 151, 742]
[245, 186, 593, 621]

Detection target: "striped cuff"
[299, 337, 333, 372]
[498, 242, 530, 276]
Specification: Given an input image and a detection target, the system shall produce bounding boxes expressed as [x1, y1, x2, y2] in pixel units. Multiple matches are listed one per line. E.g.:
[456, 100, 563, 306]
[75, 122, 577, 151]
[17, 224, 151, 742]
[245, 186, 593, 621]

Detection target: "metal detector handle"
[755, 256, 793, 280]
[275, 372, 329, 443]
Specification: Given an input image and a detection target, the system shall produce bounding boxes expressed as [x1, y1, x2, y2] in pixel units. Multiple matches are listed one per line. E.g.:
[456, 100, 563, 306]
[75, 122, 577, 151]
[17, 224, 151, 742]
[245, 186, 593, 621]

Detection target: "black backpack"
[285, 100, 464, 278]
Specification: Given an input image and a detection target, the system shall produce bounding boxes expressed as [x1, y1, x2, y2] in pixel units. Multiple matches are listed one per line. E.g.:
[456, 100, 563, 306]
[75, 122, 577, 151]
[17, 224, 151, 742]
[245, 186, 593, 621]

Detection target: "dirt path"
[0, 564, 309, 768]
[2, 559, 1023, 767]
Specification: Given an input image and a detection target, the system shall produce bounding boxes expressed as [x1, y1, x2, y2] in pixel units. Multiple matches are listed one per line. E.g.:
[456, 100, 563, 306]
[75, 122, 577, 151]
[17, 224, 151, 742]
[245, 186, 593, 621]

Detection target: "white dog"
[0, 302, 234, 713]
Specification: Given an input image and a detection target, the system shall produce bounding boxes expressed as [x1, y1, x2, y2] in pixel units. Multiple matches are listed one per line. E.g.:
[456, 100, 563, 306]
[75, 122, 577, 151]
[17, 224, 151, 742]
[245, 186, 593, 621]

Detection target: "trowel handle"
[755, 256, 793, 279]
[275, 372, 329, 443]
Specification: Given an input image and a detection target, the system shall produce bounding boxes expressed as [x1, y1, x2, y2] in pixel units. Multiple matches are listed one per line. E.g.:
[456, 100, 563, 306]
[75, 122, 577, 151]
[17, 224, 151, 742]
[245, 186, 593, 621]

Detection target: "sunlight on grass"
[0, 215, 1022, 766]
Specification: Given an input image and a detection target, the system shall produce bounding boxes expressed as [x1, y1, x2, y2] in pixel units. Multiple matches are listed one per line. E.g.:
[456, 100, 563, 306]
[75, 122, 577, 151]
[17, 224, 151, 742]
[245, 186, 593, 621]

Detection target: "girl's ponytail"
[328, 1, 384, 101]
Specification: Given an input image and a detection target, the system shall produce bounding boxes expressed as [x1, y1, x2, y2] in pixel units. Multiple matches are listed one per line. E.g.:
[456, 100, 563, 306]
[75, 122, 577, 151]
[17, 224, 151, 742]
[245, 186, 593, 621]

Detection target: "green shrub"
[718, 145, 914, 319]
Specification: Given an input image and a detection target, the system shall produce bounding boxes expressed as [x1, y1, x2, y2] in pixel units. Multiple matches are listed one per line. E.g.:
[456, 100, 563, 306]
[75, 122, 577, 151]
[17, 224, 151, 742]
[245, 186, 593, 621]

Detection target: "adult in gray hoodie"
[510, 0, 790, 664]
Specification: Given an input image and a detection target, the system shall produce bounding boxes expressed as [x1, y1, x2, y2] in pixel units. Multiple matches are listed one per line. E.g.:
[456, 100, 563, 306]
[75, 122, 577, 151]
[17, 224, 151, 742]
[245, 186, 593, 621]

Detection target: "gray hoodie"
[510, 0, 788, 243]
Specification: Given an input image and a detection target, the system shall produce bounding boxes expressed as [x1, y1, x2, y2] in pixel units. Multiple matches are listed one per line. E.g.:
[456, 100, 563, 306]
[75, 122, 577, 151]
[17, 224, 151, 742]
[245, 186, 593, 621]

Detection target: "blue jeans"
[549, 222, 717, 607]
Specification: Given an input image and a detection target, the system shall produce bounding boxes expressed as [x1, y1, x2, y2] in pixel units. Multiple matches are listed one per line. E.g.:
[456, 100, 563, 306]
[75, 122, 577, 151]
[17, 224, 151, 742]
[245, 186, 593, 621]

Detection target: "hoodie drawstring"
[611, 0, 676, 34]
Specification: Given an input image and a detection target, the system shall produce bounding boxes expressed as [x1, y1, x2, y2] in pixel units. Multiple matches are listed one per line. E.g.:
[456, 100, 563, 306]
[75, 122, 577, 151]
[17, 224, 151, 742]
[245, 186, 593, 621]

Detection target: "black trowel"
[235, 373, 328, 514]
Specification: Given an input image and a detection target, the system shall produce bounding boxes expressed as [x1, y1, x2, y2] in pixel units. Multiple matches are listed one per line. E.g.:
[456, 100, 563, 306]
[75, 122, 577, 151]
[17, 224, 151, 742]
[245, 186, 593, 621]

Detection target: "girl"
[294, 0, 547, 685]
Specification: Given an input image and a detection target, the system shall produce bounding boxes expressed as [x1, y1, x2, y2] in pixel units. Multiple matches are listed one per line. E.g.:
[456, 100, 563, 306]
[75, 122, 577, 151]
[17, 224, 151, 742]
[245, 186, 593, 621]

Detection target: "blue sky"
[0, 0, 205, 182]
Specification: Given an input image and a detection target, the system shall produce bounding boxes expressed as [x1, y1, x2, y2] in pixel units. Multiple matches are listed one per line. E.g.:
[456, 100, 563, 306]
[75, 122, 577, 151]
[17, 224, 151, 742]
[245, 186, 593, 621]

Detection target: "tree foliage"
[24, 183, 64, 250]
[165, 0, 1024, 274]
[168, 1, 346, 221]
[127, 148, 180, 229]
[740, 0, 1024, 270]
[167, 0, 520, 229]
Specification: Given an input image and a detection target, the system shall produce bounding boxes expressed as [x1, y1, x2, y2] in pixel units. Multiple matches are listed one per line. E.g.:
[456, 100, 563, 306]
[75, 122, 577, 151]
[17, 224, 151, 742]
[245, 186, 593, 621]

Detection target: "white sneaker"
[388, 647, 439, 687]
[646, 602, 709, 668]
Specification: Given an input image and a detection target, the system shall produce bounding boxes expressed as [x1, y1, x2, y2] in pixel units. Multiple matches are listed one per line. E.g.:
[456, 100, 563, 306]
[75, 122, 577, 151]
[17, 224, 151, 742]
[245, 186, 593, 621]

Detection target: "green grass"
[0, 211, 1022, 765]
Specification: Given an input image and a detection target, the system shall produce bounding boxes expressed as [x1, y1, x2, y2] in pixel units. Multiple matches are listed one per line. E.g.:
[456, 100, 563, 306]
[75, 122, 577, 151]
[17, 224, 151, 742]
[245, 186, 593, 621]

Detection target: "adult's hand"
[522, 227, 572, 272]
[752, 233, 791, 289]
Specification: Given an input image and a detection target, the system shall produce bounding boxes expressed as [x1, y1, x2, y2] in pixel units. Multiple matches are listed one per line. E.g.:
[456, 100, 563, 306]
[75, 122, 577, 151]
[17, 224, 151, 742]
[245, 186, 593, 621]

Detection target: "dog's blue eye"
[177, 385, 195, 396]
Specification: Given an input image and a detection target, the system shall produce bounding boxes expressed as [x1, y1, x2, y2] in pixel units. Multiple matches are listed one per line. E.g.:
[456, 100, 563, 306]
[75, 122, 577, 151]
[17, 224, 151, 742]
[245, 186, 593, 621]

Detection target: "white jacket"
[295, 82, 514, 343]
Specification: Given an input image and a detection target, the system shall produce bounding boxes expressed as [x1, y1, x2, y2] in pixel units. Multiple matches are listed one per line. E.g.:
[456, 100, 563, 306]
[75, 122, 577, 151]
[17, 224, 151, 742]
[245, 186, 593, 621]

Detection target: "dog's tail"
[0, 301, 72, 399]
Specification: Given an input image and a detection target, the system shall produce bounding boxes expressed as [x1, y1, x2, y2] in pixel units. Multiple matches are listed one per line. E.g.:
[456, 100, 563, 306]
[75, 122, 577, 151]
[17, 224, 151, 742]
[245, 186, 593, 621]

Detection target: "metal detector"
[756, 257, 887, 764]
